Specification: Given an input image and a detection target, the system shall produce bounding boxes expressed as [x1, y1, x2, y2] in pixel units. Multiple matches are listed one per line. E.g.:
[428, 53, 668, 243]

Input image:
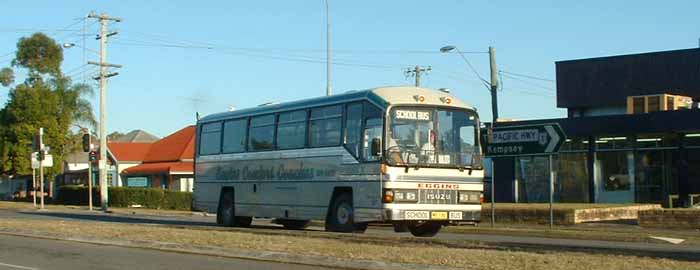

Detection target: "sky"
[1, 1, 698, 137]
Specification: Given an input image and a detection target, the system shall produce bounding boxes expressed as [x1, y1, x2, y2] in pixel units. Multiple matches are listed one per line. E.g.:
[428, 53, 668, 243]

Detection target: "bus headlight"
[459, 191, 481, 203]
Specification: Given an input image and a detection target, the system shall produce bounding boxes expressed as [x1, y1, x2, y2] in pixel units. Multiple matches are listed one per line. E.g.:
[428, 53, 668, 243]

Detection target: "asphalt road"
[0, 234, 340, 270]
[2, 208, 699, 261]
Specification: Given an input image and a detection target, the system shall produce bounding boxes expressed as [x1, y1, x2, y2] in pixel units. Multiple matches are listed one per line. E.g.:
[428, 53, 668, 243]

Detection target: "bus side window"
[362, 102, 384, 161]
[344, 103, 362, 158]
[199, 122, 222, 155]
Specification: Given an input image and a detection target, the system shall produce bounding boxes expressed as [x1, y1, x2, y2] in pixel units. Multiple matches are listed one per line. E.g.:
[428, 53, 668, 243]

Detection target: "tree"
[108, 131, 125, 141]
[12, 33, 63, 77]
[0, 68, 13, 87]
[0, 33, 96, 187]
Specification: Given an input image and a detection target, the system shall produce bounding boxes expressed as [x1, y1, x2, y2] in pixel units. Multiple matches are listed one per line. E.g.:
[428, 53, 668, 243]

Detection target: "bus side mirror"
[371, 138, 381, 156]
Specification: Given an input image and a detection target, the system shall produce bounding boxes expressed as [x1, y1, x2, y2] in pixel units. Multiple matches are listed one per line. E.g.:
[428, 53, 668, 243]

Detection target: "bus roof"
[198, 86, 476, 123]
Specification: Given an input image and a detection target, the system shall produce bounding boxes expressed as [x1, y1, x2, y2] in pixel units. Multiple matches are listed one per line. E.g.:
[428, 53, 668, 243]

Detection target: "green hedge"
[57, 185, 192, 210]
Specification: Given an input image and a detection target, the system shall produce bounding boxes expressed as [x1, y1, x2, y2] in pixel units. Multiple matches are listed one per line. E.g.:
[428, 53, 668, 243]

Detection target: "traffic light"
[82, 133, 91, 152]
[89, 151, 98, 163]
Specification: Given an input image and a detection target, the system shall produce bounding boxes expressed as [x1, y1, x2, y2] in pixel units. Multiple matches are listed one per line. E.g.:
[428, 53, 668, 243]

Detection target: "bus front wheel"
[217, 190, 252, 228]
[408, 222, 442, 237]
[326, 193, 365, 233]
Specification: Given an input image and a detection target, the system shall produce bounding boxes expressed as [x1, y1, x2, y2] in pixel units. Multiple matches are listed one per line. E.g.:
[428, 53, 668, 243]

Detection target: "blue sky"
[1, 1, 698, 137]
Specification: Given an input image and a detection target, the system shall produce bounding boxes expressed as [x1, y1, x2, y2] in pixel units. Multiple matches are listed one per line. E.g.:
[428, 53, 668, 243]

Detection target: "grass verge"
[0, 217, 698, 269]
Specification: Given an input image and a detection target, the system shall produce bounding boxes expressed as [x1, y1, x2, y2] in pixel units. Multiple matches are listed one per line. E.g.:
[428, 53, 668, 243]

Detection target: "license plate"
[405, 211, 429, 220]
[449, 211, 463, 220]
[431, 211, 448, 220]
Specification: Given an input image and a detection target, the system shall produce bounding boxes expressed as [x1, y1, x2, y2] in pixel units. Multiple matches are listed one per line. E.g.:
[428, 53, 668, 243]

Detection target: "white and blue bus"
[194, 86, 483, 237]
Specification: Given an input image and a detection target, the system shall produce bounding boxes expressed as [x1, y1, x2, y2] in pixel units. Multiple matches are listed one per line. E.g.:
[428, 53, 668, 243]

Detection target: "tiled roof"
[108, 142, 153, 162]
[112, 130, 160, 143]
[122, 161, 193, 175]
[143, 126, 196, 163]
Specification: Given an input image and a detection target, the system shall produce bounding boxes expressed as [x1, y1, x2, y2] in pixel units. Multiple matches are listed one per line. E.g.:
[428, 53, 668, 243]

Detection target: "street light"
[439, 45, 499, 122]
[63, 43, 75, 49]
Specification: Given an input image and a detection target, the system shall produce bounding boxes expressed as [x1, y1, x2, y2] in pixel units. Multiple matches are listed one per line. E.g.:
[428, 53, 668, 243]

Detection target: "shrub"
[57, 185, 192, 210]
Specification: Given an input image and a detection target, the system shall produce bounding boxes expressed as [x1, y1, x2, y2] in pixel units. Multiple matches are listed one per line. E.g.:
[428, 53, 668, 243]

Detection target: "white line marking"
[0, 262, 39, 270]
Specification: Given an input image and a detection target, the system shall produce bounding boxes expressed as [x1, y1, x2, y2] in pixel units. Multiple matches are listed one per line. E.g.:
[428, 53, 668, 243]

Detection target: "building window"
[222, 119, 247, 153]
[515, 156, 551, 203]
[199, 122, 222, 155]
[557, 153, 590, 203]
[309, 105, 342, 147]
[597, 151, 631, 192]
[344, 103, 362, 158]
[249, 114, 275, 151]
[277, 110, 307, 149]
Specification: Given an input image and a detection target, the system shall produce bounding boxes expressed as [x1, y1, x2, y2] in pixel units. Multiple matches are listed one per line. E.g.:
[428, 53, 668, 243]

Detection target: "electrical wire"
[500, 72, 555, 92]
[499, 70, 555, 82]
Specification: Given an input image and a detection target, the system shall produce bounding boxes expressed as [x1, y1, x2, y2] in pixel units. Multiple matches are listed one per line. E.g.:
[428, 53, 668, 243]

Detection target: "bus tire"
[235, 216, 253, 227]
[278, 219, 310, 230]
[408, 222, 442, 237]
[217, 189, 235, 227]
[326, 193, 357, 233]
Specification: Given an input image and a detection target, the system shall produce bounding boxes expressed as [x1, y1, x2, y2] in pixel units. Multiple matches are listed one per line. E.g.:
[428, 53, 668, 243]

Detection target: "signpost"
[482, 123, 566, 229]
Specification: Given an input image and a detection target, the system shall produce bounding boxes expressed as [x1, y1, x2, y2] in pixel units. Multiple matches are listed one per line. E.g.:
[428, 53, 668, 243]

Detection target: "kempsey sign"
[482, 123, 566, 157]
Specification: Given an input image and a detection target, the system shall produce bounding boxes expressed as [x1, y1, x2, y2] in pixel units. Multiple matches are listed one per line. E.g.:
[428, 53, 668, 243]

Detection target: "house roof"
[112, 130, 160, 143]
[142, 126, 196, 163]
[121, 161, 193, 175]
[108, 142, 152, 162]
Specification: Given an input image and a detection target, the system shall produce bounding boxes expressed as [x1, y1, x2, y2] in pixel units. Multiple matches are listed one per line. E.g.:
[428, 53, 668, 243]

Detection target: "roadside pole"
[38, 128, 44, 210]
[32, 167, 36, 208]
[549, 154, 555, 230]
[88, 162, 93, 211]
[491, 162, 495, 227]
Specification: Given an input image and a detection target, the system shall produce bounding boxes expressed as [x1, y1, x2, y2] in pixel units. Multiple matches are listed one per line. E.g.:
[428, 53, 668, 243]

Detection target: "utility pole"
[489, 46, 499, 122]
[38, 128, 44, 210]
[88, 12, 121, 212]
[325, 0, 332, 96]
[405, 65, 431, 87]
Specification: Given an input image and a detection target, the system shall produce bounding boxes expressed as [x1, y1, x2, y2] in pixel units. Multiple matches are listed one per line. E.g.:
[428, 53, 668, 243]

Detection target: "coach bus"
[194, 86, 484, 237]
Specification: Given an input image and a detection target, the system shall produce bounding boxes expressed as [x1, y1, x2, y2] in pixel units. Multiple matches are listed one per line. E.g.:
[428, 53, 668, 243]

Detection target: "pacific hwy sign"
[482, 123, 566, 157]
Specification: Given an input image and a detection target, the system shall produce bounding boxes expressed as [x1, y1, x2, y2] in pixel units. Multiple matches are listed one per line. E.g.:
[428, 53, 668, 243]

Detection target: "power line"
[499, 70, 555, 82]
[500, 72, 555, 92]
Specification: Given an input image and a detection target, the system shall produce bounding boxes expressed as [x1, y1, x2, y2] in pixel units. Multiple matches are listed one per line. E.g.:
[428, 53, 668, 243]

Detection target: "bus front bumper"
[381, 204, 481, 222]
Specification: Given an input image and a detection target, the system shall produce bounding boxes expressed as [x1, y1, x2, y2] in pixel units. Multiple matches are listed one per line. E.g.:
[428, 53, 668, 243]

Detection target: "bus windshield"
[387, 107, 481, 169]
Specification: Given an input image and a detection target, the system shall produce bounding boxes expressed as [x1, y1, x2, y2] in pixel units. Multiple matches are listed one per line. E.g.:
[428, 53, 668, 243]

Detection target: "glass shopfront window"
[515, 156, 551, 203]
[595, 151, 634, 203]
[557, 153, 590, 203]
[635, 150, 675, 205]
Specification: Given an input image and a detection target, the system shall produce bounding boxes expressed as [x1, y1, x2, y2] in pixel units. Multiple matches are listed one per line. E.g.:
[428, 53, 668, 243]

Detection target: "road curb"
[0, 229, 459, 270]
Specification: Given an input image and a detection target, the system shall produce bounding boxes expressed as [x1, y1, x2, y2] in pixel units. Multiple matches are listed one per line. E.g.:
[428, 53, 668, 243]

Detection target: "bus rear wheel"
[217, 190, 252, 228]
[326, 193, 365, 233]
[408, 222, 442, 237]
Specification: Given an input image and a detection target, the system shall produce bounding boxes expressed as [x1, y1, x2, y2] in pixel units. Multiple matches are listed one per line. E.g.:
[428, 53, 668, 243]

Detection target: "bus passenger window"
[310, 105, 342, 147]
[200, 122, 222, 155]
[249, 115, 275, 151]
[222, 119, 247, 153]
[277, 110, 307, 149]
[344, 103, 362, 157]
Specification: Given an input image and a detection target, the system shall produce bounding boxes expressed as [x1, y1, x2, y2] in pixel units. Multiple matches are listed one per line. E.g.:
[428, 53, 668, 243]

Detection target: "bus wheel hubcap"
[337, 203, 351, 224]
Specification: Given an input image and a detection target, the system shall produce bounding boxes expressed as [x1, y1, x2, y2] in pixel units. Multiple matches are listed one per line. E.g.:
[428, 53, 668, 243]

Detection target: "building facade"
[492, 48, 700, 207]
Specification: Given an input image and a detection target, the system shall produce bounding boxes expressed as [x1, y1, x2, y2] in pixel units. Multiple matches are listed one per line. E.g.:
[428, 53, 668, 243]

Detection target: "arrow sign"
[482, 123, 566, 157]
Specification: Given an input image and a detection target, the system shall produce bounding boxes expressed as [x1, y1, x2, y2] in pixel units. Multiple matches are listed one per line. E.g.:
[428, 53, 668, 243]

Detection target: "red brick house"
[121, 126, 195, 192]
